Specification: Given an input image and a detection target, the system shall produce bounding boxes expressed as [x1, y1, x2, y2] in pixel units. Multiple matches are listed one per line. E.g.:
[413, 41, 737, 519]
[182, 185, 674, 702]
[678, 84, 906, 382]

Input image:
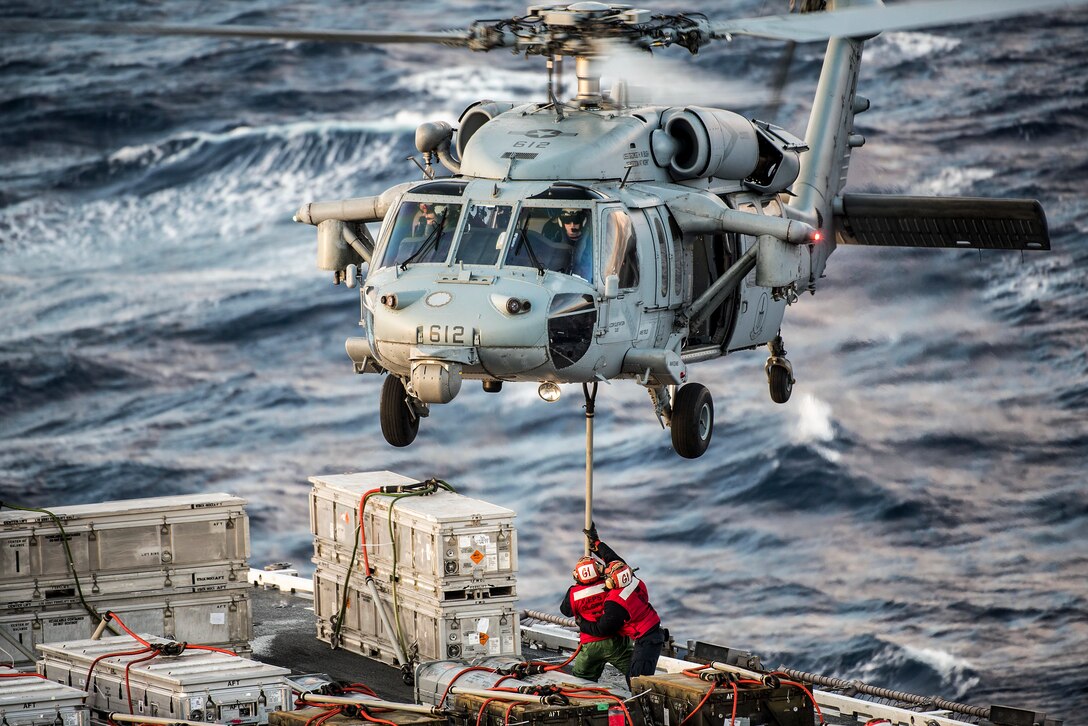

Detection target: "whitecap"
[792, 394, 835, 444]
[868, 31, 962, 67]
[912, 166, 995, 196]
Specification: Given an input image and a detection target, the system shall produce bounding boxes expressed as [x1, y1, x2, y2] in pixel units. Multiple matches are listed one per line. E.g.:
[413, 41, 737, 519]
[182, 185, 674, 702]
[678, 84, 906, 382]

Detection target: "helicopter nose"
[364, 275, 557, 393]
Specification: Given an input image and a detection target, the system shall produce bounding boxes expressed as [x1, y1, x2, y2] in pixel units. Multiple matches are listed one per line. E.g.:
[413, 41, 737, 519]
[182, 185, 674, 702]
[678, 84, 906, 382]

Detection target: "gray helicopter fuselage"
[349, 94, 807, 405]
[303, 98, 818, 411]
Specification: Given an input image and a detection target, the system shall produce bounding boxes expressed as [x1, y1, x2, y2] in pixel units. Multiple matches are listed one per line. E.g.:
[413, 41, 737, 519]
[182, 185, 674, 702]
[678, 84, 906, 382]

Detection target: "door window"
[601, 208, 640, 289]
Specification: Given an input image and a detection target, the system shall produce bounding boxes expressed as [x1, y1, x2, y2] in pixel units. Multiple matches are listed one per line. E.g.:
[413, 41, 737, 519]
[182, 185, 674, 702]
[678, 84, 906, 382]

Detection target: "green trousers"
[572, 635, 633, 681]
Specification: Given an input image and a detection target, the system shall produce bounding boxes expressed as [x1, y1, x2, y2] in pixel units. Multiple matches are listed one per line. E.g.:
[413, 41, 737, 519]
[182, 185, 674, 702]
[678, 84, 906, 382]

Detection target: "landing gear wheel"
[380, 376, 419, 447]
[768, 364, 793, 404]
[670, 383, 714, 459]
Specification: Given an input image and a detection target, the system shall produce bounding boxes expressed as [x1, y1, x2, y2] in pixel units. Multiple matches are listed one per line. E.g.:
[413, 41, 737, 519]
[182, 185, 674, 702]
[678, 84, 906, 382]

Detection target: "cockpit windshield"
[454, 203, 513, 266]
[376, 198, 594, 281]
[378, 200, 463, 269]
[505, 207, 593, 281]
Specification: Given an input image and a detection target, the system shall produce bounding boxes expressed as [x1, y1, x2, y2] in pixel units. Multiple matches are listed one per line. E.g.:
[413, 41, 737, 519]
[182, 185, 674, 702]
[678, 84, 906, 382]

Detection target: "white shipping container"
[1, 560, 249, 614]
[312, 562, 520, 665]
[0, 494, 249, 582]
[0, 667, 88, 726]
[309, 472, 517, 598]
[0, 591, 251, 668]
[38, 636, 290, 724]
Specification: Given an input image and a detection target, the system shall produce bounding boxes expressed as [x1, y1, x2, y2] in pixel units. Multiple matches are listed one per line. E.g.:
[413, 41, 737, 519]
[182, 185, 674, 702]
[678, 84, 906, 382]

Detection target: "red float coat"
[560, 581, 610, 643]
[580, 576, 661, 641]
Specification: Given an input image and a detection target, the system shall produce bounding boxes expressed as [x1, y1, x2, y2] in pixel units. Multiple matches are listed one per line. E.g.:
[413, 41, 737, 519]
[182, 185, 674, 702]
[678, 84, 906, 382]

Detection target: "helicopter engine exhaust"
[660, 107, 760, 181]
[457, 101, 517, 159]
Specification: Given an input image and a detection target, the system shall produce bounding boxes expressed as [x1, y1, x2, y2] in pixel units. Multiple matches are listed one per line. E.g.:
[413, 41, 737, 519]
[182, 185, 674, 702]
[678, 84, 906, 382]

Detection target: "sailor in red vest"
[576, 525, 665, 680]
[560, 554, 633, 680]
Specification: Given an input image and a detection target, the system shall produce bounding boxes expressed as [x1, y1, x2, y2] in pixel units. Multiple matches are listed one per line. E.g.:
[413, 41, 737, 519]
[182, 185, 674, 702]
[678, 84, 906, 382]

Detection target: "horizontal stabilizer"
[834, 194, 1049, 250]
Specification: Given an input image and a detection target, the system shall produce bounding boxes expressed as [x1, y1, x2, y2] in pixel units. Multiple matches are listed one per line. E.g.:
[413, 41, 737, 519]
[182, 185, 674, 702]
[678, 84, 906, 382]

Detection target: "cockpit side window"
[377, 200, 463, 269]
[602, 208, 640, 288]
[454, 203, 513, 266]
[505, 207, 593, 280]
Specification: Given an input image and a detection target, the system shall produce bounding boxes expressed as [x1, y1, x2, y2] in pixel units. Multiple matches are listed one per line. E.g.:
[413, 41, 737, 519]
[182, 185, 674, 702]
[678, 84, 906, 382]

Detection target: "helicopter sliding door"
[683, 227, 741, 349]
[591, 205, 662, 381]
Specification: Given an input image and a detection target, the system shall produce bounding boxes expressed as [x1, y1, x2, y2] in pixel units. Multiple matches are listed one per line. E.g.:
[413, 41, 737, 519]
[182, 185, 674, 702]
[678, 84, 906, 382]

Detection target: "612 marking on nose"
[419, 324, 466, 345]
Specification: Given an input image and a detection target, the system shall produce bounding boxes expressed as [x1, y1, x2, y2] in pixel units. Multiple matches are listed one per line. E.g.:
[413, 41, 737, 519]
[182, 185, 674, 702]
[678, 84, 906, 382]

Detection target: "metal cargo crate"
[0, 667, 89, 726]
[1, 560, 249, 614]
[0, 590, 252, 668]
[312, 540, 517, 603]
[631, 673, 815, 726]
[415, 658, 601, 708]
[449, 690, 629, 726]
[38, 635, 290, 724]
[271, 709, 447, 726]
[313, 563, 520, 665]
[309, 472, 517, 595]
[0, 493, 250, 583]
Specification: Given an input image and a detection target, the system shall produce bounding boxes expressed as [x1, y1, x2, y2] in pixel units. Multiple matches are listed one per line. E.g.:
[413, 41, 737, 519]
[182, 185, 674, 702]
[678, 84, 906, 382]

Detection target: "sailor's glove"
[583, 522, 600, 552]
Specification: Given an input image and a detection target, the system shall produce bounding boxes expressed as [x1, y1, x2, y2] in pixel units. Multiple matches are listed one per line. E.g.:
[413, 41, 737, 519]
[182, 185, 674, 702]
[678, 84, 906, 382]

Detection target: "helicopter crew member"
[576, 524, 665, 680]
[560, 555, 633, 681]
[412, 202, 445, 237]
[550, 208, 592, 280]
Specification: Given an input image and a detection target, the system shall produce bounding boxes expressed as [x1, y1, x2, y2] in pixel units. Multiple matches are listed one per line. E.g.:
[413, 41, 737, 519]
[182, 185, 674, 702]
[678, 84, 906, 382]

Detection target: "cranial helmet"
[573, 555, 603, 585]
[603, 560, 633, 590]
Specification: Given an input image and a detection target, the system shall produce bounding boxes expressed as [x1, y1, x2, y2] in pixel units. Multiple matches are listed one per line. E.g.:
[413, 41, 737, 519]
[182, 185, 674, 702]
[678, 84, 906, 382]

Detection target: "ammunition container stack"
[309, 471, 519, 665]
[0, 494, 252, 666]
[632, 673, 815, 726]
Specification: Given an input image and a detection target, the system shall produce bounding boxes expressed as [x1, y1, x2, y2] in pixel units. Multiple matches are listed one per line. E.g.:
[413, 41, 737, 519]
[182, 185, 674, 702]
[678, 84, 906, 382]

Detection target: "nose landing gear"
[765, 334, 795, 404]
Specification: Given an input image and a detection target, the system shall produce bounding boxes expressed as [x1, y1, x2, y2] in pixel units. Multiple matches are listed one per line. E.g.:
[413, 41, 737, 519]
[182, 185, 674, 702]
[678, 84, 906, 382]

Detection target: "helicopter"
[10, 0, 1080, 459]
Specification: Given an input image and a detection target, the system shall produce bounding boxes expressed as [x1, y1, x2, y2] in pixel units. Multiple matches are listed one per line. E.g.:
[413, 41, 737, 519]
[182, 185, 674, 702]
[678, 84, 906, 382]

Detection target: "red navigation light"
[810, 230, 823, 242]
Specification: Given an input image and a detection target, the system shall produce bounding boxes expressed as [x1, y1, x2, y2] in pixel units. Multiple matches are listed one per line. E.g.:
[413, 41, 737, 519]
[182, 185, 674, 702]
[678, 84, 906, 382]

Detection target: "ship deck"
[243, 572, 1025, 726]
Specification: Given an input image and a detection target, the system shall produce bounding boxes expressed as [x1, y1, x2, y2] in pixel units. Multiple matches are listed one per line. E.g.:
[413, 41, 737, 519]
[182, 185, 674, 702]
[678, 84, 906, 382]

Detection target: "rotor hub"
[467, 4, 710, 58]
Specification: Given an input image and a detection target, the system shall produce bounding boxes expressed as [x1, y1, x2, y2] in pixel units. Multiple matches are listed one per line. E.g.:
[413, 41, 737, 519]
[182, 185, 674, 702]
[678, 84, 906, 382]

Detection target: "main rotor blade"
[0, 18, 471, 47]
[711, 0, 1088, 42]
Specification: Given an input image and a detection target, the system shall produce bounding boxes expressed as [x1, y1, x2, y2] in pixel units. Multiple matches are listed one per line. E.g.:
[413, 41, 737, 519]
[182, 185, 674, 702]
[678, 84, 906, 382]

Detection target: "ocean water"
[2, 0, 1086, 717]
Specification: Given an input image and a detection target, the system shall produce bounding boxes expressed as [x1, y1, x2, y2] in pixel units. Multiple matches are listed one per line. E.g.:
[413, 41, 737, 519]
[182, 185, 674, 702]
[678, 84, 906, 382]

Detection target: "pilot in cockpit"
[412, 202, 445, 237]
[557, 208, 593, 281]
